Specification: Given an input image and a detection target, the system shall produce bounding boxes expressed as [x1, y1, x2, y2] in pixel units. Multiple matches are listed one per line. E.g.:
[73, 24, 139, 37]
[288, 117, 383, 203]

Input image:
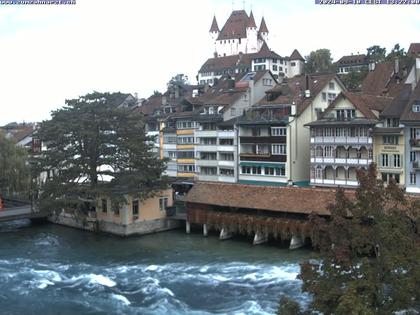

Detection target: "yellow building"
[96, 189, 177, 236]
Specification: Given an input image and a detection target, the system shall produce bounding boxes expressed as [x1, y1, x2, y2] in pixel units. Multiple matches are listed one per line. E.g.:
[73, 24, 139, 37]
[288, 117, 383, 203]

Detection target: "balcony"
[413, 161, 420, 170]
[410, 139, 420, 151]
[240, 136, 286, 144]
[311, 157, 372, 166]
[195, 130, 218, 137]
[311, 136, 372, 145]
[240, 153, 287, 163]
[196, 159, 218, 167]
[310, 178, 358, 187]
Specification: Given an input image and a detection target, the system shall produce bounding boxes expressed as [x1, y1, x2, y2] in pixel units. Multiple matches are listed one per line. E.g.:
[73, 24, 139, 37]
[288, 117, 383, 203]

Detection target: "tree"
[153, 90, 162, 96]
[0, 131, 31, 199]
[366, 45, 386, 63]
[304, 49, 334, 74]
[169, 74, 189, 86]
[386, 43, 407, 61]
[339, 67, 369, 92]
[299, 164, 420, 314]
[33, 92, 170, 212]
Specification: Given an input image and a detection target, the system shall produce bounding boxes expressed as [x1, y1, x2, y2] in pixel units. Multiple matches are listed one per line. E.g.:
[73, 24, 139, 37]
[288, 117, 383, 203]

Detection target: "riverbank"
[0, 219, 314, 315]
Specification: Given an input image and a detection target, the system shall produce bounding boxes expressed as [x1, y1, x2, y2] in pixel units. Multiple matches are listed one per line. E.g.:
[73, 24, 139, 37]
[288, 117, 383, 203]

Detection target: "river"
[0, 220, 312, 315]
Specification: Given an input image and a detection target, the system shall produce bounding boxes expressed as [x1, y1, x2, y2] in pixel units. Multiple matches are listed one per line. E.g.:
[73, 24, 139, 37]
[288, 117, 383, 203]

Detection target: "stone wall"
[50, 212, 182, 236]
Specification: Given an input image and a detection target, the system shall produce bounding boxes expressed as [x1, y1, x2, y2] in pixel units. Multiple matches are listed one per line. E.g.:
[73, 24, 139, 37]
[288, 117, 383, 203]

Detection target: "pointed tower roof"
[247, 11, 257, 28]
[209, 15, 219, 33]
[259, 17, 269, 33]
[290, 49, 305, 61]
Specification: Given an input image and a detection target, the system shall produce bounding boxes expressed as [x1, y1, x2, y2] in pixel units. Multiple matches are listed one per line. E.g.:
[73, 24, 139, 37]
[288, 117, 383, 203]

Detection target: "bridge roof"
[186, 182, 355, 216]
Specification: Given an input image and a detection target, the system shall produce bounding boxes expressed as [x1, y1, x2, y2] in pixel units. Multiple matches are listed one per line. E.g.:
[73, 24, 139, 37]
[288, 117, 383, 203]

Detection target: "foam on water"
[111, 293, 131, 305]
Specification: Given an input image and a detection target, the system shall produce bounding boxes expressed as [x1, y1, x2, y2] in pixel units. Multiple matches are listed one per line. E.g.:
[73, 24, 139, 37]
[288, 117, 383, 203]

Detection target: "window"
[324, 146, 334, 157]
[383, 136, 398, 145]
[264, 167, 285, 176]
[231, 108, 236, 116]
[382, 173, 400, 184]
[381, 154, 389, 167]
[410, 128, 418, 139]
[271, 127, 286, 136]
[291, 62, 296, 66]
[177, 151, 194, 159]
[386, 118, 399, 127]
[410, 151, 416, 162]
[336, 109, 355, 120]
[159, 197, 168, 211]
[176, 121, 195, 129]
[252, 128, 262, 136]
[272, 144, 286, 155]
[220, 153, 234, 161]
[322, 92, 327, 102]
[200, 152, 217, 160]
[329, 82, 335, 90]
[177, 165, 195, 172]
[163, 136, 177, 144]
[200, 166, 217, 175]
[220, 168, 234, 176]
[200, 137, 217, 145]
[220, 138, 234, 145]
[254, 65, 266, 71]
[241, 166, 262, 175]
[327, 93, 336, 104]
[273, 59, 278, 63]
[412, 104, 420, 112]
[132, 199, 139, 216]
[243, 93, 248, 101]
[101, 199, 107, 213]
[410, 172, 417, 185]
[393, 154, 401, 168]
[166, 151, 177, 159]
[177, 136, 194, 144]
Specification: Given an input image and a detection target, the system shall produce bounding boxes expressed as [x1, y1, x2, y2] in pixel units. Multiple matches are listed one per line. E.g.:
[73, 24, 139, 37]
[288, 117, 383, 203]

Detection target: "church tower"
[245, 11, 258, 54]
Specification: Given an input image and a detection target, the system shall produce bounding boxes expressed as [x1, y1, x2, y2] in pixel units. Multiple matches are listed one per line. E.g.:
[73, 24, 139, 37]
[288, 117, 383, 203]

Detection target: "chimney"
[134, 92, 138, 100]
[394, 57, 400, 75]
[305, 75, 311, 98]
[369, 62, 376, 72]
[162, 96, 167, 106]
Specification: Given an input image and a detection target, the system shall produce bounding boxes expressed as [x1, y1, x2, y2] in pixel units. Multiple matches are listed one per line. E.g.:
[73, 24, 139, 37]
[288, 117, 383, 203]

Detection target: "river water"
[0, 220, 312, 315]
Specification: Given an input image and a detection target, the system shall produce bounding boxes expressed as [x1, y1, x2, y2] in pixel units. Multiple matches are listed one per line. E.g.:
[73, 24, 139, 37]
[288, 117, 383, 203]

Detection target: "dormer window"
[337, 109, 356, 121]
[329, 82, 335, 90]
[412, 102, 420, 113]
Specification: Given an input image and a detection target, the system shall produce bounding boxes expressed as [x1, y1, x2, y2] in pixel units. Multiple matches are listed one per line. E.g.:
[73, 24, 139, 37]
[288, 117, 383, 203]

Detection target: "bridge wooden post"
[289, 235, 304, 250]
[253, 230, 268, 245]
[203, 223, 208, 237]
[219, 228, 233, 240]
[186, 221, 191, 234]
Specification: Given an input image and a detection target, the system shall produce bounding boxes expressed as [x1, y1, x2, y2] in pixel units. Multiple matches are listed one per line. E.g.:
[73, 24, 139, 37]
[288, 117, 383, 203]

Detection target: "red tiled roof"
[338, 92, 393, 119]
[186, 182, 357, 216]
[290, 49, 304, 61]
[257, 73, 342, 115]
[258, 16, 268, 33]
[400, 82, 420, 122]
[408, 43, 420, 57]
[337, 54, 369, 66]
[217, 10, 249, 40]
[247, 11, 256, 28]
[209, 15, 219, 33]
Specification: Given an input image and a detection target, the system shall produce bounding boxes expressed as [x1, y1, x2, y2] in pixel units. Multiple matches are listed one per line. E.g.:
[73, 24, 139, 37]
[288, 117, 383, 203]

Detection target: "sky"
[0, 0, 419, 125]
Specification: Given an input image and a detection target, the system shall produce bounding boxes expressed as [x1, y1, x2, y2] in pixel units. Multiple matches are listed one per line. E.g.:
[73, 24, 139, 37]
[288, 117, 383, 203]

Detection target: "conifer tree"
[32, 92, 170, 213]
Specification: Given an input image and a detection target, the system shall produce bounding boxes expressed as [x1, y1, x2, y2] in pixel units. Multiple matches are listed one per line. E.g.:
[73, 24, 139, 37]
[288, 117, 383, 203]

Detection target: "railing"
[311, 157, 372, 166]
[410, 139, 420, 147]
[311, 178, 358, 187]
[311, 136, 372, 144]
[413, 161, 420, 170]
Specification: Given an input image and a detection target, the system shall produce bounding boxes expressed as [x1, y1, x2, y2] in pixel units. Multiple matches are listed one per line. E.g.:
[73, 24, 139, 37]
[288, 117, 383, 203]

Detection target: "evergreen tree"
[367, 45, 387, 64]
[299, 164, 420, 314]
[32, 92, 170, 213]
[0, 131, 31, 199]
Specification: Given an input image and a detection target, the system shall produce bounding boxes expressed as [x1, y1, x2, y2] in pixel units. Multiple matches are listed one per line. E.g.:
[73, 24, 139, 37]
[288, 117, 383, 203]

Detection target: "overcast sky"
[1, 0, 419, 125]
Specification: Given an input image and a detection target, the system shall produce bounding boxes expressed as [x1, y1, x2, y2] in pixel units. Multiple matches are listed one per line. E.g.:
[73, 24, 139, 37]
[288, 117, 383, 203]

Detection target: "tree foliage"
[299, 164, 420, 314]
[339, 67, 369, 92]
[0, 131, 31, 199]
[367, 45, 387, 64]
[33, 92, 170, 212]
[304, 49, 334, 74]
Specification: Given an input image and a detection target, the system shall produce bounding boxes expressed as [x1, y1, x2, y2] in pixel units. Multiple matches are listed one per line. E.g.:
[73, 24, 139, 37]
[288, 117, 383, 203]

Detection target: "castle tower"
[258, 16, 269, 49]
[209, 15, 219, 55]
[245, 11, 258, 54]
